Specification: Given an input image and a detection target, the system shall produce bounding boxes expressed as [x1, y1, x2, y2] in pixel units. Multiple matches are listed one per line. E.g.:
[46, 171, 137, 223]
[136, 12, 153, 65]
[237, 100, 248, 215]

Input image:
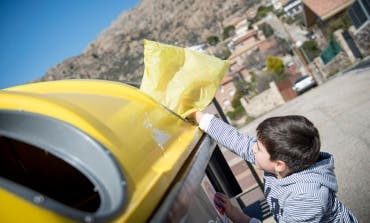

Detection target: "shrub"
[207, 36, 219, 46]
[260, 23, 274, 38]
[301, 40, 321, 61]
[223, 25, 235, 40]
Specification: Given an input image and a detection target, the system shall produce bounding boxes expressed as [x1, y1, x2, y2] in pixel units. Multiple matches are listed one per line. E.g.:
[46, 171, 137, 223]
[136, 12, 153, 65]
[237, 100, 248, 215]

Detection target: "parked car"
[292, 75, 317, 94]
[305, 32, 317, 40]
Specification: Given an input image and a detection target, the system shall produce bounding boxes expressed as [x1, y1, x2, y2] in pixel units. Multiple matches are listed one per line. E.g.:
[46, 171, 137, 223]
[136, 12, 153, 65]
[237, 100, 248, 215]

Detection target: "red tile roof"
[233, 30, 258, 46]
[258, 39, 278, 54]
[303, 0, 355, 20]
[284, 61, 299, 75]
[221, 74, 234, 85]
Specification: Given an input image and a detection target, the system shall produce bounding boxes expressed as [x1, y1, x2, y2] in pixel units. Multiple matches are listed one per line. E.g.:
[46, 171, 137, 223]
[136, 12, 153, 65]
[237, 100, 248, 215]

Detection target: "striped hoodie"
[200, 114, 359, 222]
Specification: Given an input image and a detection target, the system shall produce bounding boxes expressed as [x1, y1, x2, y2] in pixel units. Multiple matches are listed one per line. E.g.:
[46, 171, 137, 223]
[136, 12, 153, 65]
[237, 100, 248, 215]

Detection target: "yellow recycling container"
[0, 80, 202, 223]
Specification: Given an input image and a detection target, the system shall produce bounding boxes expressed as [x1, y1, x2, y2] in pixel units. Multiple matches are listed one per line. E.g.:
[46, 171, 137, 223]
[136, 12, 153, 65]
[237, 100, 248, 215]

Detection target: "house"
[228, 29, 264, 60]
[283, 0, 303, 17]
[216, 65, 251, 112]
[258, 38, 280, 55]
[302, 0, 355, 27]
[216, 22, 289, 112]
[234, 18, 250, 37]
[229, 30, 260, 51]
[219, 30, 264, 112]
[348, 0, 370, 56]
[216, 75, 236, 112]
[347, 0, 370, 31]
[271, 0, 291, 10]
[216, 38, 282, 113]
[302, 0, 368, 60]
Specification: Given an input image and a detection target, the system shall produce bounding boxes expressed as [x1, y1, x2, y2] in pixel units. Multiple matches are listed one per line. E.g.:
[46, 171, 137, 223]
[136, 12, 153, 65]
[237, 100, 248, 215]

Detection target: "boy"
[193, 112, 358, 223]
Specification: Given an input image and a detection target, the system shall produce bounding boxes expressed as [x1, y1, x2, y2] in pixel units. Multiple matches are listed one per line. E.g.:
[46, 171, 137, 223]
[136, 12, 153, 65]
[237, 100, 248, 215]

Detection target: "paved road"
[240, 68, 370, 221]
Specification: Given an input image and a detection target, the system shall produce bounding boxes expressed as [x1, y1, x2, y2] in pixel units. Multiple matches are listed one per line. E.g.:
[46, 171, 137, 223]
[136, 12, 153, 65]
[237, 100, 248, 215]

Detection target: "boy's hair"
[256, 115, 320, 173]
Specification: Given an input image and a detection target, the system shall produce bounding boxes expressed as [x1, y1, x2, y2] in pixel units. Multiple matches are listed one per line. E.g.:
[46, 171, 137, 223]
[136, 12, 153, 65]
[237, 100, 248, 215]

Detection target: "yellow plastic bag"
[140, 40, 229, 118]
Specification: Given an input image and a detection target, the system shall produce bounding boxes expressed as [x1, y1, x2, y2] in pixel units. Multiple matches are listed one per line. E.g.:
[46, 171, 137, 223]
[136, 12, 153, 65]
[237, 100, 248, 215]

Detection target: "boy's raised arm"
[192, 112, 256, 164]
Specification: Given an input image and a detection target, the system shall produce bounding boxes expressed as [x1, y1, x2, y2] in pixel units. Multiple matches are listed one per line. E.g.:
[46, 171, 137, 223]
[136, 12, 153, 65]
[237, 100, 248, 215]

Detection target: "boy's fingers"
[215, 192, 226, 198]
[195, 111, 204, 123]
[215, 192, 228, 203]
[187, 112, 196, 120]
[214, 193, 223, 203]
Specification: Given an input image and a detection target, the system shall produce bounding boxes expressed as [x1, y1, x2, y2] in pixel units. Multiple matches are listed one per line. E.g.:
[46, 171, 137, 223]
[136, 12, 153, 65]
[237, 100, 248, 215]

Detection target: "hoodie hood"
[277, 152, 338, 192]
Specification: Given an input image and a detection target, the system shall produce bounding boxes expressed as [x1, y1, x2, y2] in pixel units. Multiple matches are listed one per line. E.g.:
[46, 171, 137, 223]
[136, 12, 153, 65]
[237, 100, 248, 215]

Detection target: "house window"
[348, 1, 369, 29]
[361, 0, 370, 15]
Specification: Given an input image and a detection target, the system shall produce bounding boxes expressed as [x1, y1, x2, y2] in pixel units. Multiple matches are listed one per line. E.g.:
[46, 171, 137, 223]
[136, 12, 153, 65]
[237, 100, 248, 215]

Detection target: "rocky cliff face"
[42, 0, 258, 83]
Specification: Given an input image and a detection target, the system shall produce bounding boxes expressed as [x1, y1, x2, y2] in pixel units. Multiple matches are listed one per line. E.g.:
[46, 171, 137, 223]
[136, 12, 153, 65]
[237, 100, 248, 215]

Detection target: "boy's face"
[253, 140, 277, 174]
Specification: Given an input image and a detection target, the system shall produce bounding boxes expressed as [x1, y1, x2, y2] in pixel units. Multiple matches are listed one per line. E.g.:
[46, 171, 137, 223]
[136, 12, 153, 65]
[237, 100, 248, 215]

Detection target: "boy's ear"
[274, 160, 288, 173]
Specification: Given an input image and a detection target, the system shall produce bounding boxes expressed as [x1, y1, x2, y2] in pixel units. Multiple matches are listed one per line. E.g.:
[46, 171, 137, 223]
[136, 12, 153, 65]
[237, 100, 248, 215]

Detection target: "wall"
[320, 52, 351, 78]
[276, 75, 300, 101]
[353, 23, 370, 56]
[334, 29, 356, 63]
[240, 81, 285, 117]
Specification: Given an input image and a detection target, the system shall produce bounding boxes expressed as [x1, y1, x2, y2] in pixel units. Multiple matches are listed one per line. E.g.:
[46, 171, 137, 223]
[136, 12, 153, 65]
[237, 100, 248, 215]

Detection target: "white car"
[292, 75, 317, 94]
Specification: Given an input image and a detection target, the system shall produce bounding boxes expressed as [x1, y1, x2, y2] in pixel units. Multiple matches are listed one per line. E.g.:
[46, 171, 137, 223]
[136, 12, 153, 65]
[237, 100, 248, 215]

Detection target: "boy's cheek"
[252, 144, 258, 153]
[254, 158, 262, 170]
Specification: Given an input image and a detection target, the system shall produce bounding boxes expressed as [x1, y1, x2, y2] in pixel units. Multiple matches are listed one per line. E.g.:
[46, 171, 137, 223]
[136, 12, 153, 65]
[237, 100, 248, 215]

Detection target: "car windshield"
[294, 75, 309, 84]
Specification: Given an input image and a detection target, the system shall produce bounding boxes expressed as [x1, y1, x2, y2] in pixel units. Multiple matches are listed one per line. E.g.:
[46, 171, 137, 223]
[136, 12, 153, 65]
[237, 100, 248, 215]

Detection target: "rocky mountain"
[41, 0, 259, 83]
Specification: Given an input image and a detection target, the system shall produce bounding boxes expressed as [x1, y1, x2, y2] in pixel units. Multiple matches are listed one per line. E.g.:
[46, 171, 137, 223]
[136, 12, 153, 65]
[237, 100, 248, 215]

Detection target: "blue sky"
[0, 0, 139, 89]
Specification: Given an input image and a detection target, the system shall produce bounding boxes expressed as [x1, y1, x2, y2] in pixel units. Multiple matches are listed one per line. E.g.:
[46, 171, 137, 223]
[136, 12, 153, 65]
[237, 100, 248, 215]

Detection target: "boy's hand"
[187, 111, 204, 124]
[213, 192, 233, 216]
[214, 192, 253, 223]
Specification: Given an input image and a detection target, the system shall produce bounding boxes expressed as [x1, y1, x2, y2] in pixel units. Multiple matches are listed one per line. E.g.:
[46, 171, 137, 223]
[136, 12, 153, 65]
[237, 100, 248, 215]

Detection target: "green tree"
[301, 40, 321, 61]
[232, 90, 243, 108]
[207, 36, 219, 46]
[325, 12, 352, 39]
[266, 56, 284, 78]
[226, 89, 246, 120]
[233, 75, 249, 95]
[256, 6, 274, 20]
[214, 46, 232, 59]
[223, 25, 235, 40]
[260, 23, 274, 38]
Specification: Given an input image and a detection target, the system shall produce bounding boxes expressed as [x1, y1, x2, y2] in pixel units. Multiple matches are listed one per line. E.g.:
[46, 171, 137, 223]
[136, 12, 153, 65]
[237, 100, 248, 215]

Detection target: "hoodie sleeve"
[199, 114, 256, 164]
[281, 194, 325, 223]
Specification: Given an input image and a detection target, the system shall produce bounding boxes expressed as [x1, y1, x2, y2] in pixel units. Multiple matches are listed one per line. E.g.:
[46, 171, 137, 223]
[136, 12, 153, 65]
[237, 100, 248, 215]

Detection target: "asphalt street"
[240, 68, 370, 221]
